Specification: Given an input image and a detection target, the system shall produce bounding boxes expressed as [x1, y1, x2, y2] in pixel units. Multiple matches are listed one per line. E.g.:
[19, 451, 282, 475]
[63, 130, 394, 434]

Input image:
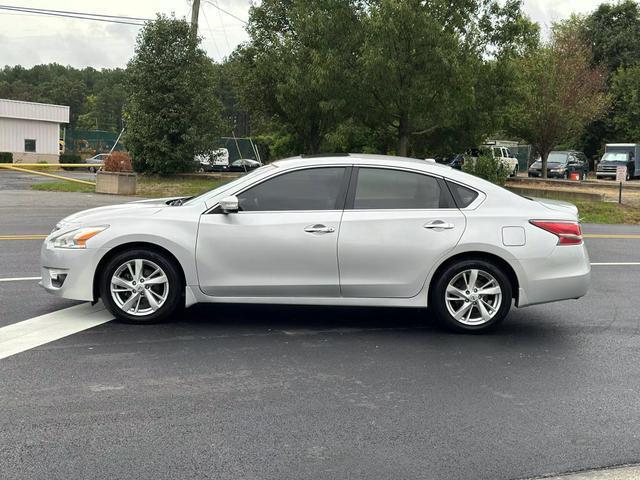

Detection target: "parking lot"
[2, 171, 640, 480]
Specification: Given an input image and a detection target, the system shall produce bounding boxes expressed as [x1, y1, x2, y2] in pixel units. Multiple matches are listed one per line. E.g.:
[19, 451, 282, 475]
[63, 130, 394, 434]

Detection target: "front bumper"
[517, 243, 591, 307]
[596, 171, 616, 178]
[40, 240, 103, 301]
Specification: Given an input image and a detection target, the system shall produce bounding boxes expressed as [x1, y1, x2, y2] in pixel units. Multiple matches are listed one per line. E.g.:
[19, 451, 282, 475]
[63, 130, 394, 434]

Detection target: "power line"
[0, 5, 149, 26]
[0, 4, 152, 22]
[200, 6, 222, 58]
[204, 0, 247, 25]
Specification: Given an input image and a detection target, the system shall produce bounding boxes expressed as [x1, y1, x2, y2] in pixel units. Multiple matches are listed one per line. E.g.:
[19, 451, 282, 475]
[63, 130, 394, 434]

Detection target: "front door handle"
[304, 224, 335, 234]
[423, 220, 455, 230]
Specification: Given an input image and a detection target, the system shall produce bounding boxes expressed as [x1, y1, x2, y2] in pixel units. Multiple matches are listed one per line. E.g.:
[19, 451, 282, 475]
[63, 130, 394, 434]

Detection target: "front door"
[196, 166, 350, 297]
[338, 167, 465, 298]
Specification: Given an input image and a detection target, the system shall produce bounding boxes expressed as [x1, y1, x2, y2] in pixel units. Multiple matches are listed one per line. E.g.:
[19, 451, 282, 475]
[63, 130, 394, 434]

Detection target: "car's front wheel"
[431, 259, 512, 333]
[99, 249, 183, 324]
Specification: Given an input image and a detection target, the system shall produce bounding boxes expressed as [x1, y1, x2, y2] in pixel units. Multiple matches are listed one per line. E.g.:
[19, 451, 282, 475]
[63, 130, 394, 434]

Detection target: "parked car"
[229, 158, 262, 172]
[596, 144, 640, 180]
[41, 154, 590, 333]
[449, 153, 466, 170]
[528, 151, 589, 180]
[490, 146, 520, 177]
[468, 146, 519, 177]
[196, 148, 230, 172]
[86, 153, 110, 173]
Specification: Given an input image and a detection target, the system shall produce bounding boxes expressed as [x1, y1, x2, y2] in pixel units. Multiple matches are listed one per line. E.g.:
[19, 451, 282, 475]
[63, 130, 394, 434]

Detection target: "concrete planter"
[95, 171, 137, 195]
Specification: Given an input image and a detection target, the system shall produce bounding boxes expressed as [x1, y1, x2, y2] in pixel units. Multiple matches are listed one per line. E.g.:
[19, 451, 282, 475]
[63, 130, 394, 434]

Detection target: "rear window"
[446, 181, 479, 208]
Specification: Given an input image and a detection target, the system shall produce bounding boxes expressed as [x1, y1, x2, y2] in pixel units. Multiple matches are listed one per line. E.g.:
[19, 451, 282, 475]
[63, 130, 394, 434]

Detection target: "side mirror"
[220, 195, 239, 213]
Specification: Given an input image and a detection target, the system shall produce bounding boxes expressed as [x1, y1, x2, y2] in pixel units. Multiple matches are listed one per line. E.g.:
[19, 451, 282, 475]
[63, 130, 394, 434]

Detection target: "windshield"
[183, 164, 276, 205]
[547, 152, 568, 164]
[602, 152, 629, 162]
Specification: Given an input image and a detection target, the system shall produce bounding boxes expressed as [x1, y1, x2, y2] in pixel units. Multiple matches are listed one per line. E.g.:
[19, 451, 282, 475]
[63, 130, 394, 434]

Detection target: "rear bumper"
[516, 243, 590, 307]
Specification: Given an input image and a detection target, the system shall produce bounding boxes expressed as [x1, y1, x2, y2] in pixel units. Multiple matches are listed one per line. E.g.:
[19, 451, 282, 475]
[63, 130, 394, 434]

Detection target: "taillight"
[530, 220, 583, 245]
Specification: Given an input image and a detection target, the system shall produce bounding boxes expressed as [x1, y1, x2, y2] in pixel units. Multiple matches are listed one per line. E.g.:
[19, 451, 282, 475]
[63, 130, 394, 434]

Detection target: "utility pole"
[190, 0, 201, 36]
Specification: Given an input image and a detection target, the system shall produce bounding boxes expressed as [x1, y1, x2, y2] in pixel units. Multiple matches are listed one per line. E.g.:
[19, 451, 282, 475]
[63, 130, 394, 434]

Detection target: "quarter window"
[446, 181, 479, 208]
[352, 168, 454, 209]
[24, 139, 36, 152]
[237, 167, 347, 211]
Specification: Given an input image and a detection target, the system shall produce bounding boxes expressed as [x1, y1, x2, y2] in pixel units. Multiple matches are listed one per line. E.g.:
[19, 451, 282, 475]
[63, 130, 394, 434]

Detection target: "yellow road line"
[0, 235, 48, 241]
[1, 166, 96, 186]
[0, 164, 98, 167]
[584, 233, 640, 239]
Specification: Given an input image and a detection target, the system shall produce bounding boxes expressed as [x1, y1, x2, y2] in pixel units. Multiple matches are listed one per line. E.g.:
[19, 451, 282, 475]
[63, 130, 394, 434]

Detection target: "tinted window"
[352, 168, 453, 209]
[24, 139, 36, 152]
[446, 181, 479, 208]
[238, 167, 346, 211]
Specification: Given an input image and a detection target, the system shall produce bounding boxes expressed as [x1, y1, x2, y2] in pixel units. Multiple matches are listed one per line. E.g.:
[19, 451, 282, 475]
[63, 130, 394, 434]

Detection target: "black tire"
[99, 248, 183, 324]
[430, 259, 513, 333]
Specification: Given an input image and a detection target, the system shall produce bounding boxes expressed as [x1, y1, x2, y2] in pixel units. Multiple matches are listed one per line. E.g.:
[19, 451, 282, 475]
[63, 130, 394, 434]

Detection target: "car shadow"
[148, 303, 571, 348]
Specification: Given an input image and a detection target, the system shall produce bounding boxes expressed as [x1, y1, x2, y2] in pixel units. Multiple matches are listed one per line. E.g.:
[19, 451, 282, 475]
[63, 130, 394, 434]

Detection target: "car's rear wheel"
[431, 259, 512, 333]
[99, 249, 183, 324]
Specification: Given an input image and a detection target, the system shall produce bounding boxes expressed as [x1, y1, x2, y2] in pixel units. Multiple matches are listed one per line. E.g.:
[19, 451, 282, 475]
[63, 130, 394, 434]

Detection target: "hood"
[531, 197, 578, 219]
[529, 161, 566, 169]
[59, 197, 184, 226]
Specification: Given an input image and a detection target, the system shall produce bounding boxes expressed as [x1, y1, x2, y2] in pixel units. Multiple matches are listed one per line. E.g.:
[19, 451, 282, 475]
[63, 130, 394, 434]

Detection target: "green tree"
[585, 0, 640, 73]
[507, 24, 609, 177]
[610, 64, 640, 141]
[238, 0, 364, 155]
[358, 0, 538, 157]
[124, 15, 222, 174]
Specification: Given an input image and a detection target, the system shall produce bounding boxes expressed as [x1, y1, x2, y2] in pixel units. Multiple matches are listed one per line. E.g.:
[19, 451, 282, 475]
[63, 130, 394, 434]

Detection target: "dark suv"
[528, 151, 589, 180]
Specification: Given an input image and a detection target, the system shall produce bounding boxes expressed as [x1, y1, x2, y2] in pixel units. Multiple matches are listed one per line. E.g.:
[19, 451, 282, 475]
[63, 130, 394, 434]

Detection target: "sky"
[0, 0, 610, 69]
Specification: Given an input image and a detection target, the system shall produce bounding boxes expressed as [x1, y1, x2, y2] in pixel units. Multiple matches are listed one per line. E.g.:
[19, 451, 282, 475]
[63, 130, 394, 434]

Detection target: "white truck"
[596, 143, 640, 180]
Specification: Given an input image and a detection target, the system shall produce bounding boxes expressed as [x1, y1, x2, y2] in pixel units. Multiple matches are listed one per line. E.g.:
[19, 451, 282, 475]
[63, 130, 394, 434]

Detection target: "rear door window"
[349, 168, 455, 209]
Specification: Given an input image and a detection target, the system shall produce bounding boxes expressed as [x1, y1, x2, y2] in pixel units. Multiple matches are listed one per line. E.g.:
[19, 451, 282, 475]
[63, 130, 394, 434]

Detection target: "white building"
[0, 99, 70, 163]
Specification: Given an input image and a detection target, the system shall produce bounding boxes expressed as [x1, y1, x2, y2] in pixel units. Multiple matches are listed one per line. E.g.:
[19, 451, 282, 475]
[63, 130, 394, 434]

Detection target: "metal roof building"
[0, 99, 70, 163]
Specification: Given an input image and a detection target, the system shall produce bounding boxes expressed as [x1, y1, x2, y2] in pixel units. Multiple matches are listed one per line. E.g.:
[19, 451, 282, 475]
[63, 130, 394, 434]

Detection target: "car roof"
[271, 153, 443, 170]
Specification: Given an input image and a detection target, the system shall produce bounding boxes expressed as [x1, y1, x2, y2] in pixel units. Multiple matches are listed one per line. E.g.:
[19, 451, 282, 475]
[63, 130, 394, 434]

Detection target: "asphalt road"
[1, 172, 640, 480]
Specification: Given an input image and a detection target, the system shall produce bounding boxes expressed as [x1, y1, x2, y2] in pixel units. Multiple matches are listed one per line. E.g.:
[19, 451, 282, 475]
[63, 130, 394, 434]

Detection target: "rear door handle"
[304, 224, 335, 234]
[423, 220, 455, 230]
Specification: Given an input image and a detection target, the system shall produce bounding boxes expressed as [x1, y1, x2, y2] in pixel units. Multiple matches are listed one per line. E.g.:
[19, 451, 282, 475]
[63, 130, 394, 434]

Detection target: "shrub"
[0, 152, 13, 163]
[463, 154, 510, 186]
[60, 153, 82, 170]
[103, 152, 133, 173]
[60, 153, 82, 164]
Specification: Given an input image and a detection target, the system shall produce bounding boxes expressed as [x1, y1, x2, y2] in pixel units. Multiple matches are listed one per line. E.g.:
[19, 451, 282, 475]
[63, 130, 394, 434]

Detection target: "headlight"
[51, 226, 108, 249]
[550, 168, 563, 172]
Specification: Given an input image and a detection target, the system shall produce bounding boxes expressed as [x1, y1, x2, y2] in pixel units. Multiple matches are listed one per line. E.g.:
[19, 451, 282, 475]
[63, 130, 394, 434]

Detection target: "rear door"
[337, 167, 465, 298]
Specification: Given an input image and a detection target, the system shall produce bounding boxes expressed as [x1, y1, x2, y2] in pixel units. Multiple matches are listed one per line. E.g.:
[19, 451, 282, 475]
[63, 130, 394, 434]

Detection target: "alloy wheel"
[444, 269, 502, 325]
[110, 259, 169, 316]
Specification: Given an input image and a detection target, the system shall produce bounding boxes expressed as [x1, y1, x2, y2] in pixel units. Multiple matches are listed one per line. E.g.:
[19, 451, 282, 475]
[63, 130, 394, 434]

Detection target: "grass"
[573, 199, 640, 224]
[32, 176, 229, 198]
[30, 176, 640, 224]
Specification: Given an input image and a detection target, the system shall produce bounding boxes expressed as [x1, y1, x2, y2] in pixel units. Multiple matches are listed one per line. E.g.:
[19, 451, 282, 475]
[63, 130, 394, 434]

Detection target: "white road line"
[590, 262, 640, 266]
[0, 261, 639, 284]
[0, 276, 41, 283]
[0, 303, 113, 360]
[525, 464, 640, 479]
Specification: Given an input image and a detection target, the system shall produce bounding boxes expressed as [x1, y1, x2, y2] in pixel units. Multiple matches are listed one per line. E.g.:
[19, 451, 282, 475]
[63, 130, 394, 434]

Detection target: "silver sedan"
[40, 154, 590, 332]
